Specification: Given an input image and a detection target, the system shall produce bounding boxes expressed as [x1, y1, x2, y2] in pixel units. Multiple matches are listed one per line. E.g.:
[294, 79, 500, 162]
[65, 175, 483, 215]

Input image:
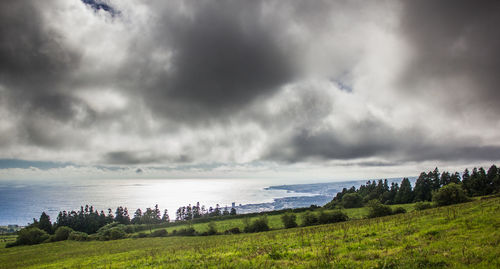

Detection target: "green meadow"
[1, 196, 498, 268]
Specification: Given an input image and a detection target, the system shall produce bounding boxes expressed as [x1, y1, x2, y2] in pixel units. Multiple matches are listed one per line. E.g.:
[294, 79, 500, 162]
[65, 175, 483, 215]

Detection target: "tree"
[230, 208, 237, 215]
[38, 212, 53, 234]
[54, 226, 74, 241]
[341, 193, 363, 208]
[281, 213, 297, 228]
[440, 171, 451, 186]
[413, 172, 432, 202]
[432, 183, 469, 206]
[10, 228, 49, 246]
[367, 200, 392, 218]
[132, 208, 142, 224]
[162, 209, 170, 223]
[395, 178, 413, 204]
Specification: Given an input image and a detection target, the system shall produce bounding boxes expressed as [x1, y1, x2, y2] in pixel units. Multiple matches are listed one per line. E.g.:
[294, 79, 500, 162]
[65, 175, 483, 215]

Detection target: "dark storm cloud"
[0, 1, 93, 148]
[265, 118, 401, 162]
[400, 0, 500, 111]
[266, 114, 500, 164]
[123, 0, 294, 121]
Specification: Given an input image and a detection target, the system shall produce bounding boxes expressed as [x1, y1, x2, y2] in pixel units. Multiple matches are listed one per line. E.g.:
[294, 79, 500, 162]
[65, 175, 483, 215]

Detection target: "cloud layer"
[0, 0, 499, 178]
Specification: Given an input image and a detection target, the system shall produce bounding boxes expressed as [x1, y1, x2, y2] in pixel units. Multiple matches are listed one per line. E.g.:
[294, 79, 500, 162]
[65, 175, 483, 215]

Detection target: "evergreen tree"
[230, 208, 237, 215]
[395, 177, 413, 204]
[431, 167, 441, 190]
[161, 209, 170, 223]
[413, 172, 432, 202]
[440, 171, 451, 186]
[450, 172, 461, 184]
[132, 208, 142, 224]
[38, 212, 53, 234]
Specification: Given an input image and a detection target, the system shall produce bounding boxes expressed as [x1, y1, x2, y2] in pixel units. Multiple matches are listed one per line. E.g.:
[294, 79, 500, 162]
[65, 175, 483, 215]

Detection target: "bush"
[68, 231, 89, 241]
[318, 210, 348, 224]
[207, 222, 217, 235]
[281, 213, 298, 228]
[132, 232, 148, 238]
[175, 227, 196, 236]
[341, 193, 364, 208]
[301, 211, 319, 226]
[244, 216, 269, 233]
[392, 207, 407, 214]
[432, 183, 470, 206]
[109, 227, 127, 240]
[54, 226, 74, 241]
[150, 229, 168, 237]
[367, 200, 393, 218]
[9, 228, 49, 247]
[97, 224, 127, 240]
[415, 201, 433, 211]
[123, 225, 135, 234]
[224, 227, 241, 234]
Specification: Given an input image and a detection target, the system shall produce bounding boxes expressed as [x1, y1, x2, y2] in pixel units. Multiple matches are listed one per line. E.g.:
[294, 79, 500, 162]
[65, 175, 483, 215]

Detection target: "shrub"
[123, 225, 135, 234]
[415, 202, 433, 211]
[9, 228, 49, 247]
[175, 227, 196, 236]
[207, 222, 217, 235]
[97, 224, 127, 240]
[132, 232, 148, 238]
[392, 207, 407, 214]
[224, 227, 241, 234]
[301, 211, 319, 226]
[54, 226, 74, 241]
[367, 200, 393, 218]
[281, 213, 298, 228]
[109, 227, 127, 240]
[150, 229, 168, 237]
[432, 183, 470, 206]
[68, 231, 89, 241]
[244, 216, 270, 233]
[318, 210, 348, 224]
[341, 193, 364, 208]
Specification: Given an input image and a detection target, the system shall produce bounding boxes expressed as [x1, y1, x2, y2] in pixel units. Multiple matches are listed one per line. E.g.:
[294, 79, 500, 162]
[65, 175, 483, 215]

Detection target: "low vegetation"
[1, 196, 498, 268]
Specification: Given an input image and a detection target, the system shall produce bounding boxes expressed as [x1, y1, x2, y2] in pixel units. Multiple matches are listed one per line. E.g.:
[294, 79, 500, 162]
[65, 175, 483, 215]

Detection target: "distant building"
[231, 202, 236, 208]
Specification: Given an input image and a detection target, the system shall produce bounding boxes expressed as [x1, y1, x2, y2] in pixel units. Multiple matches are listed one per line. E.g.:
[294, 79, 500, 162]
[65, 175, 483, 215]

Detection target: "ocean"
[0, 178, 316, 226]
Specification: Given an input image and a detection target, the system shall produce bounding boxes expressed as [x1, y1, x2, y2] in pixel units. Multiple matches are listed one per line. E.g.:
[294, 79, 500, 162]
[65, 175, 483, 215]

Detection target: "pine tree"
[161, 209, 170, 223]
[38, 212, 53, 234]
[395, 178, 413, 204]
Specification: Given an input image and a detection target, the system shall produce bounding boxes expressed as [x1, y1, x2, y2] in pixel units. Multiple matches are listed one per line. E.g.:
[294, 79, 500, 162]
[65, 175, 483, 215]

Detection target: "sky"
[0, 0, 499, 181]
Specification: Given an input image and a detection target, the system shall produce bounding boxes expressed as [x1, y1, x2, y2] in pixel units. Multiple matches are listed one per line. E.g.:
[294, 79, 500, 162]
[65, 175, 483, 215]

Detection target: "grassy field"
[137, 203, 415, 235]
[0, 235, 16, 248]
[1, 197, 498, 268]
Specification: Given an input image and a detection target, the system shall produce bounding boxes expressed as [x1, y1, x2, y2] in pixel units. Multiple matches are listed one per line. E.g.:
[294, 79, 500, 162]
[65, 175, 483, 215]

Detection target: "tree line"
[30, 202, 238, 236]
[326, 164, 500, 209]
[174, 202, 236, 221]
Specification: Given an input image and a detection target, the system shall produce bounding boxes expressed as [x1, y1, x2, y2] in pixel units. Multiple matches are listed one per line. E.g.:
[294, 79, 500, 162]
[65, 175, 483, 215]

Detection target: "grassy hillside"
[136, 203, 415, 235]
[1, 197, 498, 268]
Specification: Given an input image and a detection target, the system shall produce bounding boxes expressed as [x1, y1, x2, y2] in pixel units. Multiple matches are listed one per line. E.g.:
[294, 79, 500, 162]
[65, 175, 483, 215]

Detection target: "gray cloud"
[0, 0, 499, 173]
[399, 0, 500, 113]
[121, 0, 295, 122]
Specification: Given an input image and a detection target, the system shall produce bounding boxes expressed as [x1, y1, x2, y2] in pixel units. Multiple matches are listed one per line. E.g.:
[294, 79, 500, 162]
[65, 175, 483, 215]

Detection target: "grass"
[1, 197, 499, 268]
[138, 203, 415, 235]
[0, 235, 16, 248]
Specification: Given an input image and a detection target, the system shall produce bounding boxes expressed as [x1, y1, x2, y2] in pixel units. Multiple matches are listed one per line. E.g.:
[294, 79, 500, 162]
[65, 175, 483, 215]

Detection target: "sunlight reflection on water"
[0, 178, 313, 225]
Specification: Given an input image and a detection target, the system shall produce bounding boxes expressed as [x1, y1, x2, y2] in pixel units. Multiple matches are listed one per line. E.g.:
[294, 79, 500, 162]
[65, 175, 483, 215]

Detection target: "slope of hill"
[0, 196, 498, 268]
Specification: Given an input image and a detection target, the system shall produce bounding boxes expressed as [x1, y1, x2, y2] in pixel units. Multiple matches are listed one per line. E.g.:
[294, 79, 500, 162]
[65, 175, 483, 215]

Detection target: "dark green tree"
[38, 212, 53, 234]
[432, 183, 469, 206]
[413, 172, 432, 202]
[341, 193, 363, 208]
[395, 178, 414, 204]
